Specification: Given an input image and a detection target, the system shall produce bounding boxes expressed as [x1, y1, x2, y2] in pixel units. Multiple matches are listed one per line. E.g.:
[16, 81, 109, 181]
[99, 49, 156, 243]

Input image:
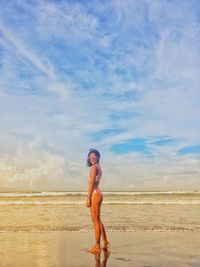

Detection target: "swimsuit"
[88, 174, 101, 192]
[88, 170, 102, 197]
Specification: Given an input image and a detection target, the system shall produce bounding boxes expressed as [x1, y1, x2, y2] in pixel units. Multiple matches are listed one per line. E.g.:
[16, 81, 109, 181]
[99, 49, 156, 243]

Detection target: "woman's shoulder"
[91, 163, 102, 172]
[90, 164, 98, 171]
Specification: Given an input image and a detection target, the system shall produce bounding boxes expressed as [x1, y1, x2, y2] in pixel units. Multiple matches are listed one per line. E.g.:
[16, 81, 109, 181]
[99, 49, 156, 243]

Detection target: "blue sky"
[0, 0, 200, 191]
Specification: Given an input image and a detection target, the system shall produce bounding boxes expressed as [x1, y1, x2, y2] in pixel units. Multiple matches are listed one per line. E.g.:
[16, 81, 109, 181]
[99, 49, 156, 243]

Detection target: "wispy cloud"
[0, 19, 69, 96]
[0, 0, 199, 191]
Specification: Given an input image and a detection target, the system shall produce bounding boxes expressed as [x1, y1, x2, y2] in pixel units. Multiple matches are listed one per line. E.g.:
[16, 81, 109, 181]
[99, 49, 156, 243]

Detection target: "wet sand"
[0, 192, 200, 266]
[0, 231, 200, 267]
[1, 203, 200, 232]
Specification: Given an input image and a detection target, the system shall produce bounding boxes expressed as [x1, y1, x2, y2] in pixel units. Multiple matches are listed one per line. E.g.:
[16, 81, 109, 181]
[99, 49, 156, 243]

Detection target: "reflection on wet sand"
[88, 249, 111, 267]
[0, 231, 200, 266]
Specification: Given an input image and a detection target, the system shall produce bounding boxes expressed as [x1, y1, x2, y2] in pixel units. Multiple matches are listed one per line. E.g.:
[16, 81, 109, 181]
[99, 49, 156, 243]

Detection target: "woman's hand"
[86, 197, 91, 208]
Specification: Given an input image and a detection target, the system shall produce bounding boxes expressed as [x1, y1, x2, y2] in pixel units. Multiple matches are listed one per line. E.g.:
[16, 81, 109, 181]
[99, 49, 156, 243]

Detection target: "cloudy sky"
[0, 0, 200, 192]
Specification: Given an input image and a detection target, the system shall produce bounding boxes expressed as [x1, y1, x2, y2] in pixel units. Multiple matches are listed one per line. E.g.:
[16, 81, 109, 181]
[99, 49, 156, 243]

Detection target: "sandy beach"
[1, 0, 200, 264]
[0, 231, 200, 267]
[0, 191, 200, 266]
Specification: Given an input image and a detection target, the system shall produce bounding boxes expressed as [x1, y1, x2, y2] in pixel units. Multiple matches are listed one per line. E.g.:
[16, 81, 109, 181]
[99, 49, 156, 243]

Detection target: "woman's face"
[89, 152, 98, 165]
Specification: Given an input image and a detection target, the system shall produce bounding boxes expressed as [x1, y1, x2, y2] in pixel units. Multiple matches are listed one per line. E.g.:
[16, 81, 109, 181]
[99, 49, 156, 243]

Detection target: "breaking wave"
[0, 200, 200, 205]
[0, 190, 199, 197]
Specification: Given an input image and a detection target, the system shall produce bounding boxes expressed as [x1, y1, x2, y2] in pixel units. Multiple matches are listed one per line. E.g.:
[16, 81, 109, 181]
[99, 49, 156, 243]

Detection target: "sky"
[0, 0, 200, 192]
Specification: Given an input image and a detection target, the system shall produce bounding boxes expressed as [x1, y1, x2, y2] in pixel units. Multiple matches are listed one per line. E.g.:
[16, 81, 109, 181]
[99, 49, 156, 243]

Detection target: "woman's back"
[89, 164, 102, 189]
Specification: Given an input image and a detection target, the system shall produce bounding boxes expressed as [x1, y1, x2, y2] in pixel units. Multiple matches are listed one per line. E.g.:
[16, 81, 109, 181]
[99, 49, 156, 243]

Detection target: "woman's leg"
[100, 220, 110, 249]
[90, 191, 102, 252]
[100, 220, 106, 242]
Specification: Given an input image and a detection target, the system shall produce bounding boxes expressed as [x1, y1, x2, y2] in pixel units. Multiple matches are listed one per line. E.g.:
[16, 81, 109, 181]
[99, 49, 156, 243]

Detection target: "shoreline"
[1, 228, 200, 233]
[1, 190, 200, 197]
[0, 231, 200, 267]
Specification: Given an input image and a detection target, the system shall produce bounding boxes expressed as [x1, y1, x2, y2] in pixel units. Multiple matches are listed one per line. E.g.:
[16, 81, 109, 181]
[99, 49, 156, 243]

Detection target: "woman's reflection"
[91, 249, 111, 267]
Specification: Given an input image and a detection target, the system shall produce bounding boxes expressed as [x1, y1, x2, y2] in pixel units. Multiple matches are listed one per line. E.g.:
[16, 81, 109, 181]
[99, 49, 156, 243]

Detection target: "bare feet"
[89, 244, 101, 253]
[102, 241, 110, 250]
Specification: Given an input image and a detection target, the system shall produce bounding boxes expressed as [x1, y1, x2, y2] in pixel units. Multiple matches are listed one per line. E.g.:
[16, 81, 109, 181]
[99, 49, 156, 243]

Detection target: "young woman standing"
[86, 149, 110, 253]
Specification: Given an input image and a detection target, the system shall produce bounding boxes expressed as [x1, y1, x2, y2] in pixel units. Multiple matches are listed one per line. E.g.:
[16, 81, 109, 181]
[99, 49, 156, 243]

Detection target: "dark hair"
[87, 148, 101, 167]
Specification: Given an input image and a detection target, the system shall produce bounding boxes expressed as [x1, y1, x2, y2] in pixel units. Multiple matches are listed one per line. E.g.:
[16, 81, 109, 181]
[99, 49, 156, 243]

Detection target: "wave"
[0, 192, 86, 197]
[0, 227, 199, 233]
[1, 200, 200, 205]
[0, 190, 199, 197]
[103, 191, 200, 195]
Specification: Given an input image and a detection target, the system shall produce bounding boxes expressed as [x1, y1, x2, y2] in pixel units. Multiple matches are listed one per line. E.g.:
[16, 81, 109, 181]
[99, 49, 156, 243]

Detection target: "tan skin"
[86, 152, 110, 253]
[92, 250, 110, 267]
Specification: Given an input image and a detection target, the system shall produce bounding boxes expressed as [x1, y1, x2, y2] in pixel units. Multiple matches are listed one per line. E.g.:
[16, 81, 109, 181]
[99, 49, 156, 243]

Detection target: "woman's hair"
[87, 148, 101, 167]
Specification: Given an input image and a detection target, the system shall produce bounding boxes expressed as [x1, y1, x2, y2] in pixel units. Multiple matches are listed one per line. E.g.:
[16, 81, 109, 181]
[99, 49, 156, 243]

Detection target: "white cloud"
[0, 21, 70, 97]
[0, 137, 88, 191]
[36, 1, 98, 42]
[0, 0, 199, 191]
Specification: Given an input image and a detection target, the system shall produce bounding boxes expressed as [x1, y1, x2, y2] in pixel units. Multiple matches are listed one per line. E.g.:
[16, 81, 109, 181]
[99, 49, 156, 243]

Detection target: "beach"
[0, 191, 200, 266]
[0, 231, 200, 267]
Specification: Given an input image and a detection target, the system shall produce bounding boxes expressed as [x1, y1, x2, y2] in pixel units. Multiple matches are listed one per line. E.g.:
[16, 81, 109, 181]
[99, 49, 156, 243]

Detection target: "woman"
[86, 148, 110, 253]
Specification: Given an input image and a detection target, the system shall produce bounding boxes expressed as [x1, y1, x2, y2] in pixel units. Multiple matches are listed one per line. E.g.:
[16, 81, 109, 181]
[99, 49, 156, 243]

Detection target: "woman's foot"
[89, 244, 101, 253]
[103, 240, 110, 250]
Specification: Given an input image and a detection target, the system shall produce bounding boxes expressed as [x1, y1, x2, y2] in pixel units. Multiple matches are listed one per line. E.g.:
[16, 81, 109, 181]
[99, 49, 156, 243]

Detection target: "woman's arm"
[87, 165, 97, 197]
